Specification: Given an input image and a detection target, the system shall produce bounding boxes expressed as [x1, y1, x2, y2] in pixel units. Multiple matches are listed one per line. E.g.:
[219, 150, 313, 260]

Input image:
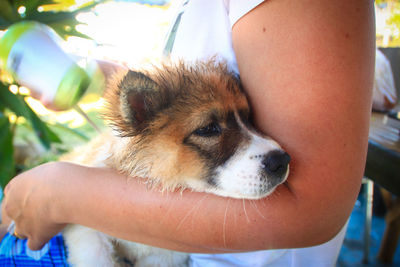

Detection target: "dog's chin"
[200, 167, 289, 200]
[203, 184, 280, 200]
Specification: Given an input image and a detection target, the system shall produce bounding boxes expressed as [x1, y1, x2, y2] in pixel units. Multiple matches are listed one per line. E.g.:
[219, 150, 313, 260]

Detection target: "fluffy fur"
[61, 60, 290, 267]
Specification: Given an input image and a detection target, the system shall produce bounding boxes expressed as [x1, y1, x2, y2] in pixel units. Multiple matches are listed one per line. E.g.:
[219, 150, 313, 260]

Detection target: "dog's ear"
[96, 59, 128, 79]
[119, 70, 164, 133]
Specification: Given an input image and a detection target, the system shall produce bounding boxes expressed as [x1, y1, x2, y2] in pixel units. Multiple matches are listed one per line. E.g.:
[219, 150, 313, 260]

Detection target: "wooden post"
[378, 198, 400, 263]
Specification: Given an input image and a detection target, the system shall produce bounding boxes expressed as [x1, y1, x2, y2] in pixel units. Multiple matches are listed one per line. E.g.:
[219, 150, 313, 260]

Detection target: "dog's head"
[103, 61, 290, 199]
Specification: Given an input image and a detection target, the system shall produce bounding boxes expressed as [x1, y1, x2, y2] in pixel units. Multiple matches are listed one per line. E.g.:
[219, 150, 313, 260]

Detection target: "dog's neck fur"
[104, 133, 190, 191]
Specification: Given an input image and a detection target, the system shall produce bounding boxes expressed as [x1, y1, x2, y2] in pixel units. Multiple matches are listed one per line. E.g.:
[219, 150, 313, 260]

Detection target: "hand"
[3, 162, 68, 250]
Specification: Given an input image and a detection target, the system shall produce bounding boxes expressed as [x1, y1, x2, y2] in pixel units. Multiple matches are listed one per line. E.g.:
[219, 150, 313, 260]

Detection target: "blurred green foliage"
[0, 0, 100, 188]
[387, 4, 400, 34]
[0, 0, 98, 39]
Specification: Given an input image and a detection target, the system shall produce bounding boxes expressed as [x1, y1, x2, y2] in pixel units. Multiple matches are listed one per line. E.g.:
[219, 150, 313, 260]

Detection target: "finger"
[2, 197, 18, 221]
[12, 226, 27, 240]
[3, 181, 12, 196]
[1, 200, 12, 226]
[12, 230, 27, 240]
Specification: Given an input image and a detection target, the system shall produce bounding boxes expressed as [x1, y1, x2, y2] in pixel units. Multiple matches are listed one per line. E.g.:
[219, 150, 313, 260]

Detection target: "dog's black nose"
[262, 150, 291, 179]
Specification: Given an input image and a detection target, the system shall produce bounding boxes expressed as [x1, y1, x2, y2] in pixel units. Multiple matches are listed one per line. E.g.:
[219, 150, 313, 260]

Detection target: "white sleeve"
[227, 0, 265, 28]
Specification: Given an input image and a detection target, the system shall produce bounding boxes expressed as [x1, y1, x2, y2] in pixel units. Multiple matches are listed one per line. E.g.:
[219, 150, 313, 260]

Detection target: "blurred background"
[0, 1, 400, 266]
[377, 0, 400, 47]
[0, 0, 179, 189]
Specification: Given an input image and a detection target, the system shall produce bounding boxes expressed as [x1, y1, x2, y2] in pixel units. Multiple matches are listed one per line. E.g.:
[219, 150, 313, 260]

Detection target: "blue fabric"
[0, 233, 69, 266]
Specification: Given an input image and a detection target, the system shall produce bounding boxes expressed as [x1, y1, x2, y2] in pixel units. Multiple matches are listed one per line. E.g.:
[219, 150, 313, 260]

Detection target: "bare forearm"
[49, 162, 337, 253]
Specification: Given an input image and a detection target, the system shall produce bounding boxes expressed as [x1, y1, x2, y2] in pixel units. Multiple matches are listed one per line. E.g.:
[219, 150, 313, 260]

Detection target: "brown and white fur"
[61, 60, 291, 267]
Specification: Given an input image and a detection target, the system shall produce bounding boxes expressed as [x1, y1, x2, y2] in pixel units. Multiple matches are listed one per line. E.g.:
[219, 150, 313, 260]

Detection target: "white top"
[168, 0, 266, 74]
[167, 1, 348, 266]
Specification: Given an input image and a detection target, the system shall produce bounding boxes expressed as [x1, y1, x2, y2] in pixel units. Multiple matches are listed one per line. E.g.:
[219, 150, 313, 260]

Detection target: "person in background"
[1, 0, 375, 266]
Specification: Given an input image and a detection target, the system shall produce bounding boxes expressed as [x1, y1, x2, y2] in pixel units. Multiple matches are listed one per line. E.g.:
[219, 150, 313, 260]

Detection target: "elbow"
[219, 212, 349, 252]
[293, 205, 351, 248]
[304, 219, 348, 247]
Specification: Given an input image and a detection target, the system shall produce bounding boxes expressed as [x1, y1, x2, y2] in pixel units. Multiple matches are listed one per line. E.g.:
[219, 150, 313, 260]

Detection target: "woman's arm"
[231, 0, 375, 247]
[4, 0, 375, 252]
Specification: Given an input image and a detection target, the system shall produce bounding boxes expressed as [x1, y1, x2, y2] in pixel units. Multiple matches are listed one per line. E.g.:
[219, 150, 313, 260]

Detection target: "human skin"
[3, 0, 375, 253]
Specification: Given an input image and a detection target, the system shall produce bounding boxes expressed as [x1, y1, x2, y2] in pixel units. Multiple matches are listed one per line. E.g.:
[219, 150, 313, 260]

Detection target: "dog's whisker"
[242, 198, 251, 223]
[176, 195, 208, 231]
[250, 200, 266, 220]
[222, 198, 231, 248]
[259, 198, 267, 207]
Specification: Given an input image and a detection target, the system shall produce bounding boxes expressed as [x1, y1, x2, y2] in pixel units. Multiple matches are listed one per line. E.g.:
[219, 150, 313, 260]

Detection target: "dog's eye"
[193, 122, 222, 137]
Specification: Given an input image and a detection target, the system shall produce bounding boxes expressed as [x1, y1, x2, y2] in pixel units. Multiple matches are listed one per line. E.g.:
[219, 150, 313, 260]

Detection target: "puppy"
[61, 60, 290, 267]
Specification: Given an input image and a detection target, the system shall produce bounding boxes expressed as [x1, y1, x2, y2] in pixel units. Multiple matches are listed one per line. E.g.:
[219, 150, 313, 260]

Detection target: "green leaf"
[23, 102, 62, 148]
[0, 85, 61, 149]
[0, 112, 15, 188]
[0, 17, 13, 30]
[48, 18, 92, 40]
[51, 122, 89, 141]
[0, 82, 8, 112]
[0, 0, 100, 39]
[26, 9, 77, 25]
[16, 0, 53, 17]
[0, 0, 19, 23]
[23, 2, 97, 24]
[0, 84, 30, 117]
